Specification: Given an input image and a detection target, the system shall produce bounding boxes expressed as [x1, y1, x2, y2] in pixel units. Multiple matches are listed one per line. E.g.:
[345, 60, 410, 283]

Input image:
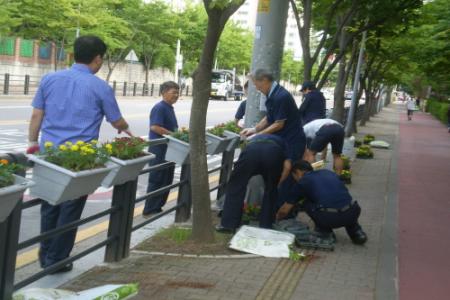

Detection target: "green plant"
[354, 139, 362, 147]
[223, 121, 242, 134]
[171, 127, 190, 143]
[426, 99, 450, 124]
[207, 123, 226, 137]
[40, 140, 110, 172]
[356, 145, 374, 159]
[0, 159, 22, 188]
[289, 246, 307, 262]
[341, 155, 351, 170]
[242, 203, 261, 223]
[363, 134, 375, 144]
[108, 137, 149, 160]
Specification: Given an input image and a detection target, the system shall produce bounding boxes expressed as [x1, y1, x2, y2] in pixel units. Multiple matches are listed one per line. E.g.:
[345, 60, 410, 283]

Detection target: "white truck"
[210, 69, 243, 101]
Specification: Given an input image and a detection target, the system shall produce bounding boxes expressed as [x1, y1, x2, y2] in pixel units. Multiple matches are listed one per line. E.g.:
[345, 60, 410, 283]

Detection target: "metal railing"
[0, 73, 192, 97]
[0, 139, 237, 299]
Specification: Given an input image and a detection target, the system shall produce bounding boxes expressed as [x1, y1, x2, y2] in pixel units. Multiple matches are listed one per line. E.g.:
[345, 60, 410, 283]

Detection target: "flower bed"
[102, 137, 154, 187]
[242, 203, 261, 225]
[28, 140, 113, 205]
[363, 134, 375, 144]
[356, 145, 374, 159]
[340, 169, 352, 184]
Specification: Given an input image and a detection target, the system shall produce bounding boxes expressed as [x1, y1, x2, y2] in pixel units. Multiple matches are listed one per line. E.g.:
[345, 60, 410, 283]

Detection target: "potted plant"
[241, 203, 261, 226]
[339, 169, 352, 184]
[28, 141, 114, 205]
[341, 155, 351, 170]
[164, 128, 191, 165]
[356, 145, 374, 159]
[354, 139, 362, 148]
[222, 121, 243, 151]
[205, 124, 234, 155]
[101, 137, 154, 188]
[363, 134, 375, 144]
[0, 159, 34, 222]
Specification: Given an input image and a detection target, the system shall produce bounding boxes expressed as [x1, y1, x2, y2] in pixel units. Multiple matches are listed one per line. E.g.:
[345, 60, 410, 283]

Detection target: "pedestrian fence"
[0, 73, 192, 97]
[0, 138, 237, 300]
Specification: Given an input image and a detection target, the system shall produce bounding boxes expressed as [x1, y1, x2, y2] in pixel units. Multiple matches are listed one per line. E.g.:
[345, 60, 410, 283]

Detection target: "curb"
[130, 249, 260, 259]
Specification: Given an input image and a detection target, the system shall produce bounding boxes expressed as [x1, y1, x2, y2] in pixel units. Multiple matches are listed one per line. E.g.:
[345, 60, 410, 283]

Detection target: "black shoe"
[215, 225, 236, 234]
[142, 209, 162, 218]
[49, 262, 73, 274]
[350, 229, 368, 245]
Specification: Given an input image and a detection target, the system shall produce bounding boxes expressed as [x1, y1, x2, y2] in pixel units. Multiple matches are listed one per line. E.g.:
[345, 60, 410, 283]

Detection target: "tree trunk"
[189, 2, 243, 242]
[332, 56, 347, 123]
[360, 78, 373, 126]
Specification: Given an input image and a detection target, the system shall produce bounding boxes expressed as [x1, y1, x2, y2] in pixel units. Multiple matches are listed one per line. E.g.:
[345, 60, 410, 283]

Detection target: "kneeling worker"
[217, 134, 292, 232]
[303, 118, 345, 175]
[276, 161, 367, 244]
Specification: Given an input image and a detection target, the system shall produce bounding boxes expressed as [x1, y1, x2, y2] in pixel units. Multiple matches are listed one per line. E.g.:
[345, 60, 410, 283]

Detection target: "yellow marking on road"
[0, 119, 29, 126]
[16, 174, 220, 268]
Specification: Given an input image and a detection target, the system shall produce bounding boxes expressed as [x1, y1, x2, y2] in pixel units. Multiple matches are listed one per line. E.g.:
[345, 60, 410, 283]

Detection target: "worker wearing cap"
[299, 81, 326, 126]
[277, 160, 368, 245]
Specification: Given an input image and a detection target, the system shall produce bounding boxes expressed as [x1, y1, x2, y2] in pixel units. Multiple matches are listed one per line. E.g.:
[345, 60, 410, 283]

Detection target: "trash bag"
[369, 140, 390, 149]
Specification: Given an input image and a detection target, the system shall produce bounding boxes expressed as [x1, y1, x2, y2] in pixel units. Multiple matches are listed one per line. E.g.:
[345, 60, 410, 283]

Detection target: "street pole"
[344, 30, 367, 137]
[245, 0, 290, 127]
[174, 39, 180, 84]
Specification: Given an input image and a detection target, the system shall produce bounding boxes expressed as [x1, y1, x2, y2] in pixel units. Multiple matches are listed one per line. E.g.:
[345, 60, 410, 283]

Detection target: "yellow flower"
[59, 145, 68, 151]
[76, 141, 85, 146]
[0, 159, 8, 165]
[65, 141, 73, 146]
[80, 146, 89, 152]
[71, 145, 80, 151]
[44, 142, 53, 148]
[88, 148, 95, 154]
[91, 139, 98, 145]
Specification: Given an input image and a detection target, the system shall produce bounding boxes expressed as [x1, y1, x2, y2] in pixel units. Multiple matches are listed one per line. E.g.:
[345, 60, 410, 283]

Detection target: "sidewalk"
[58, 104, 449, 300]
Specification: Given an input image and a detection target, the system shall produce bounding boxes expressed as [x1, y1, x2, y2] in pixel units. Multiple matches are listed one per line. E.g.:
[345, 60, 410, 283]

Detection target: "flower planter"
[0, 175, 34, 222]
[101, 151, 155, 188]
[28, 155, 114, 205]
[164, 135, 190, 165]
[223, 130, 241, 152]
[205, 132, 233, 155]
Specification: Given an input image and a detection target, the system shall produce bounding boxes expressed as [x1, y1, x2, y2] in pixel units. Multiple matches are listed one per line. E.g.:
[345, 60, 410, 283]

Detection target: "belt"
[317, 201, 356, 213]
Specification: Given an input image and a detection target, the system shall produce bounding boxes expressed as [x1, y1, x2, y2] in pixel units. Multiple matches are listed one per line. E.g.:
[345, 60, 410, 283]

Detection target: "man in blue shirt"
[217, 134, 293, 232]
[276, 160, 367, 245]
[298, 81, 326, 126]
[27, 36, 131, 273]
[143, 81, 179, 216]
[241, 69, 306, 163]
[234, 81, 248, 125]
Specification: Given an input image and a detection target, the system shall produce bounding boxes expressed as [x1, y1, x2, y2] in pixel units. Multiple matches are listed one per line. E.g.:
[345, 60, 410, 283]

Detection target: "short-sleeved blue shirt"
[149, 100, 178, 139]
[32, 64, 122, 148]
[281, 169, 352, 208]
[235, 100, 246, 120]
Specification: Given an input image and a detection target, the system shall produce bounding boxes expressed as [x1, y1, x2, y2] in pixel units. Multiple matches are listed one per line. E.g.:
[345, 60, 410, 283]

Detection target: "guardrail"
[0, 139, 237, 299]
[0, 73, 192, 97]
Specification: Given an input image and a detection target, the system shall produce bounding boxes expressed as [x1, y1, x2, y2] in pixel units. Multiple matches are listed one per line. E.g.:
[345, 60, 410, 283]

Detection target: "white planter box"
[224, 130, 241, 152]
[0, 175, 34, 222]
[101, 152, 155, 188]
[28, 155, 114, 205]
[205, 132, 233, 155]
[164, 135, 190, 165]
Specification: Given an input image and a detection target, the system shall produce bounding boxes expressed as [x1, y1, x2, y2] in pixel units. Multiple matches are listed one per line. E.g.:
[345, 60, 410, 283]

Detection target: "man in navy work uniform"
[217, 134, 293, 232]
[143, 81, 179, 216]
[234, 81, 249, 126]
[276, 161, 367, 245]
[298, 81, 326, 126]
[241, 69, 306, 162]
[27, 36, 131, 273]
[303, 118, 345, 175]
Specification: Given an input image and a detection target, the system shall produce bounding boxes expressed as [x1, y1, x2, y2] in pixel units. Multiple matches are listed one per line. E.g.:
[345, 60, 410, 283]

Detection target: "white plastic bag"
[369, 140, 390, 149]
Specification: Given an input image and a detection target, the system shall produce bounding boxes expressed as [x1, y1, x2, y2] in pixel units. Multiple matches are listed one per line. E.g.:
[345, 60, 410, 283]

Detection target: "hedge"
[426, 99, 449, 124]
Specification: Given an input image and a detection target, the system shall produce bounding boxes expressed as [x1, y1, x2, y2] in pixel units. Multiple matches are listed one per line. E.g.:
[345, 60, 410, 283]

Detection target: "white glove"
[241, 127, 256, 137]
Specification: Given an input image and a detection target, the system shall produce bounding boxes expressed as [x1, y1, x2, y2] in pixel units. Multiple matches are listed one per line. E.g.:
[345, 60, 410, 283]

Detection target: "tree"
[189, 0, 244, 243]
[0, 1, 21, 36]
[281, 50, 304, 86]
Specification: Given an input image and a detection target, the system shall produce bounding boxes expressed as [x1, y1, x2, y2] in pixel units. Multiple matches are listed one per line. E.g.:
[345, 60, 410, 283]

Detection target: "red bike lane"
[398, 110, 450, 299]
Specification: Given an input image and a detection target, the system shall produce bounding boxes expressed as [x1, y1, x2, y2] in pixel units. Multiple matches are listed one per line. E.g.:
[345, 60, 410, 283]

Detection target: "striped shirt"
[32, 64, 122, 147]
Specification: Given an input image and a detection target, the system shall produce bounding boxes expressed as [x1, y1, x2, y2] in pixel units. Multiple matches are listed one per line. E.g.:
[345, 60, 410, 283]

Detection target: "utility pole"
[245, 0, 290, 127]
[345, 30, 367, 136]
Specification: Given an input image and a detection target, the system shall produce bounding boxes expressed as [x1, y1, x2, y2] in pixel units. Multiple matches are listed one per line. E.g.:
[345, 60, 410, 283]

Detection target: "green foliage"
[363, 134, 375, 144]
[207, 124, 226, 137]
[341, 155, 351, 170]
[41, 140, 110, 172]
[242, 203, 261, 223]
[0, 159, 22, 188]
[356, 145, 374, 159]
[171, 128, 190, 143]
[426, 99, 450, 124]
[108, 137, 149, 160]
[281, 50, 303, 85]
[223, 121, 241, 134]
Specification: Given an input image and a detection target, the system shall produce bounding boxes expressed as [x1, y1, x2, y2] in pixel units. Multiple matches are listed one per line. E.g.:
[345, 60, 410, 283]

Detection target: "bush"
[426, 99, 450, 124]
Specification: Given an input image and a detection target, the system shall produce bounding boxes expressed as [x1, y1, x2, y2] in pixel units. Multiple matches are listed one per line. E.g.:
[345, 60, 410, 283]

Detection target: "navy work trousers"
[221, 142, 285, 229]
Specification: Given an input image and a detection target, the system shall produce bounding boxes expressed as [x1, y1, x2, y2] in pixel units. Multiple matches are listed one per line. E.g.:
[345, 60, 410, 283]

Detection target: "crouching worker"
[303, 118, 345, 175]
[276, 161, 367, 245]
[216, 134, 292, 233]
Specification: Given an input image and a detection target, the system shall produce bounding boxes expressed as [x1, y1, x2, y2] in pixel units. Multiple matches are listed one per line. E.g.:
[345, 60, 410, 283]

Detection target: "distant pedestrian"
[415, 97, 421, 110]
[143, 81, 180, 217]
[27, 35, 131, 273]
[298, 81, 326, 126]
[234, 81, 248, 126]
[406, 97, 415, 120]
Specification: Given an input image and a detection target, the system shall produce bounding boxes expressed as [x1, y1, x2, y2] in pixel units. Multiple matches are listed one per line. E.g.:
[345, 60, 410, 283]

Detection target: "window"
[39, 42, 52, 59]
[20, 39, 34, 57]
[0, 37, 15, 56]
